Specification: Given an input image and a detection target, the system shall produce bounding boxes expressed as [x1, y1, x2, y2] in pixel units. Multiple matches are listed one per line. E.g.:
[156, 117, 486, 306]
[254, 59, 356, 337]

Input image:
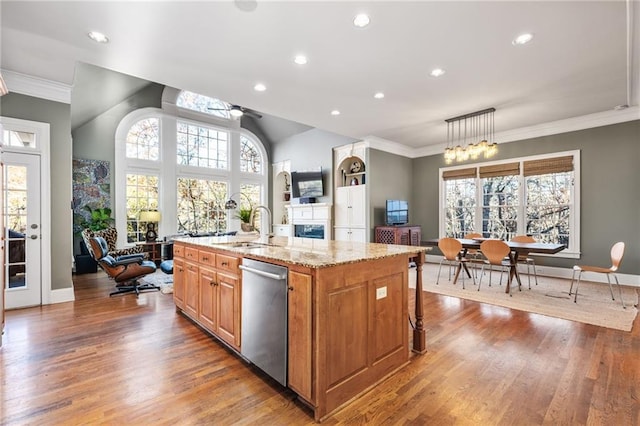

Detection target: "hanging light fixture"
[229, 105, 244, 118]
[444, 107, 497, 164]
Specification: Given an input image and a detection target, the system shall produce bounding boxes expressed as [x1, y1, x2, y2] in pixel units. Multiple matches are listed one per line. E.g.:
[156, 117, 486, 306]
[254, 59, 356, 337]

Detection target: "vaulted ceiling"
[2, 1, 638, 151]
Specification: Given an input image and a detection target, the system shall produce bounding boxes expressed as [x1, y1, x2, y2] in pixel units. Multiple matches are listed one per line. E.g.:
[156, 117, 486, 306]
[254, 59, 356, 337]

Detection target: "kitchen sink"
[216, 241, 277, 249]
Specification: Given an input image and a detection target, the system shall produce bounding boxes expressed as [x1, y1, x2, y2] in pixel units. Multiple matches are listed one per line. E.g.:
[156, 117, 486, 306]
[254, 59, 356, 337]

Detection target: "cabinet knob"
[288, 286, 294, 291]
[210, 280, 216, 286]
[221, 261, 228, 266]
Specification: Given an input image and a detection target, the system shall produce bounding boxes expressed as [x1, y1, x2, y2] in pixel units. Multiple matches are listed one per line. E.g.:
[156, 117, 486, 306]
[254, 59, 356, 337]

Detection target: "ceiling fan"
[208, 104, 263, 119]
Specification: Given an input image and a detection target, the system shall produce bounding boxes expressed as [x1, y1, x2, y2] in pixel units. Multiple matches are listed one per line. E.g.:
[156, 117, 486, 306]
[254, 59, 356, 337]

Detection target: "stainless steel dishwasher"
[239, 258, 288, 386]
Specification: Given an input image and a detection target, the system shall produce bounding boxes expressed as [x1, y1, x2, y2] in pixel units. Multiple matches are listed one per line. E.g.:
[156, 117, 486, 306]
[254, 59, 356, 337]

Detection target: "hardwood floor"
[2, 271, 639, 425]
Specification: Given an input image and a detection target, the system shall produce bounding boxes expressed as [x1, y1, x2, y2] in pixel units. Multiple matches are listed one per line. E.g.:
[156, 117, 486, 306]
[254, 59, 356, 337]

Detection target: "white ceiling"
[1, 1, 638, 149]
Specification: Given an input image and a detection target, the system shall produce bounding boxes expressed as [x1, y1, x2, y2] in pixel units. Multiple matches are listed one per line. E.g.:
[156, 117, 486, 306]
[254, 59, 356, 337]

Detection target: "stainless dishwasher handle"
[239, 264, 287, 280]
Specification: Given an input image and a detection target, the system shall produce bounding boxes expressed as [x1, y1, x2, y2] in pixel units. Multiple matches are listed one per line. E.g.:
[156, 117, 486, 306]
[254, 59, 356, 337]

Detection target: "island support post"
[412, 250, 426, 353]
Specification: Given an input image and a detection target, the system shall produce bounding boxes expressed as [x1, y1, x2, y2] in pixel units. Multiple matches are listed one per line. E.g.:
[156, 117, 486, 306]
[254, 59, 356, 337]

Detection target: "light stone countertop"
[173, 235, 430, 268]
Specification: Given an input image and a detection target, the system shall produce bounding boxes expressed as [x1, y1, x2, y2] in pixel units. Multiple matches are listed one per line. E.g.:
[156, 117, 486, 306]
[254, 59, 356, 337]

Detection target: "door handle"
[30, 234, 38, 240]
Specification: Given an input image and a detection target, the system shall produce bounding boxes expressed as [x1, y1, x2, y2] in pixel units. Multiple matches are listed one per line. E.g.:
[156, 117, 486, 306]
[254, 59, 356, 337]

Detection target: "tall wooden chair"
[511, 235, 539, 288]
[437, 238, 475, 289]
[478, 239, 521, 296]
[464, 232, 483, 276]
[569, 242, 626, 308]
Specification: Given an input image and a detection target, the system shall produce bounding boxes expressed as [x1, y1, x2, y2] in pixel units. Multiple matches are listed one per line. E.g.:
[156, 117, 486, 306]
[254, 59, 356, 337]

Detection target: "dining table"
[422, 238, 566, 294]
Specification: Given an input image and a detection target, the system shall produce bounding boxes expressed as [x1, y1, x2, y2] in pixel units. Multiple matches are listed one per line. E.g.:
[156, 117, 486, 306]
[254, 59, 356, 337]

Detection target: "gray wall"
[412, 120, 640, 274]
[0, 92, 73, 290]
[72, 83, 164, 195]
[369, 149, 413, 239]
[272, 128, 357, 204]
[71, 83, 163, 254]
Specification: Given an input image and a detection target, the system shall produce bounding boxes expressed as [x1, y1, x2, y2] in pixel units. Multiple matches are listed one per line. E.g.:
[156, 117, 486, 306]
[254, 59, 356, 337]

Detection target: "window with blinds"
[440, 151, 579, 254]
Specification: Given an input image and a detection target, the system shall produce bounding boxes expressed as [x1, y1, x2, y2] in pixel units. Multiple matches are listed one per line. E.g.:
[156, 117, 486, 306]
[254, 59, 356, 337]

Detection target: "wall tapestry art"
[72, 158, 111, 234]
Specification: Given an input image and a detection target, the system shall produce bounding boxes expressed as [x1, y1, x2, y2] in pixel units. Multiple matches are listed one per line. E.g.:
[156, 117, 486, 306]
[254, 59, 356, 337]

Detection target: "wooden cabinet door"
[409, 227, 421, 246]
[288, 271, 312, 401]
[217, 272, 240, 349]
[173, 257, 185, 309]
[398, 227, 411, 245]
[184, 261, 199, 319]
[198, 266, 217, 332]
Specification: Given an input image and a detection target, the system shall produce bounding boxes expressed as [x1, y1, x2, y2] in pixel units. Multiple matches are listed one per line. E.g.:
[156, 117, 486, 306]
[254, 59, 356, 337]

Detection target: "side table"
[136, 241, 173, 266]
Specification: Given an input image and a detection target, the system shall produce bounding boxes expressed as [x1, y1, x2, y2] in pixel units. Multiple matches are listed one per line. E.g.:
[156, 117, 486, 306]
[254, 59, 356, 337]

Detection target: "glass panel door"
[3, 151, 41, 308]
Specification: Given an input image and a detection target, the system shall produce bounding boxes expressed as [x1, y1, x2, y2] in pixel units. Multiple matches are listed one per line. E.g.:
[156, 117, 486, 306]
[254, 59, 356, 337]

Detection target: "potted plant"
[79, 206, 115, 231]
[236, 207, 254, 232]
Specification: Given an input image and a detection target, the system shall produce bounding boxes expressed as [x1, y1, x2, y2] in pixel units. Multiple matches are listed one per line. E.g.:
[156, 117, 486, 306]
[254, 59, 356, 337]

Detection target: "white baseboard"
[48, 286, 75, 304]
[425, 254, 640, 288]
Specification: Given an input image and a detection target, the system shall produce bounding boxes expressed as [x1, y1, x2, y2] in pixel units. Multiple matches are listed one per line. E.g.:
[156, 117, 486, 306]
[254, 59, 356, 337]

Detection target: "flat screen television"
[291, 169, 324, 199]
[386, 200, 409, 225]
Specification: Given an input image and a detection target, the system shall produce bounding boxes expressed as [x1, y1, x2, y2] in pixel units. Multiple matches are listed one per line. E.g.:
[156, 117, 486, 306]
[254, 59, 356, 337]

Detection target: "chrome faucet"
[250, 205, 272, 240]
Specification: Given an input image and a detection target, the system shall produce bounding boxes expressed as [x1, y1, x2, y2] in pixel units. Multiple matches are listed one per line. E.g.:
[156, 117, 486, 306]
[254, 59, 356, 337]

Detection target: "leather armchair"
[82, 227, 146, 259]
[89, 236, 159, 297]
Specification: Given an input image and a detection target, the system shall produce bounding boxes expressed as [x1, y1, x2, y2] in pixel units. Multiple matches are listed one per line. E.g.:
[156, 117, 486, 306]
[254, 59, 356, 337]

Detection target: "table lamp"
[139, 210, 161, 242]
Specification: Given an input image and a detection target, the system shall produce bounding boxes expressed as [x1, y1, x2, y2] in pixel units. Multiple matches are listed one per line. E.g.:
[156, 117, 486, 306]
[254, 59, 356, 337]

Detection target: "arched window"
[126, 118, 159, 161]
[115, 89, 268, 244]
[176, 90, 231, 119]
[240, 135, 262, 174]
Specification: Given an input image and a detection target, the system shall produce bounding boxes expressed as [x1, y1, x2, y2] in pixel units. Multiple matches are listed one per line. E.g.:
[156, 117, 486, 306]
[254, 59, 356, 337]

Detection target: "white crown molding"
[363, 135, 417, 158]
[496, 106, 640, 145]
[383, 106, 640, 159]
[1, 69, 72, 104]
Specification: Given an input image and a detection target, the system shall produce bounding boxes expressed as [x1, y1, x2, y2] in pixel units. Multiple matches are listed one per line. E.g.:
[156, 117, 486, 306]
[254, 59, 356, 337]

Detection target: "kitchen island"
[172, 235, 429, 421]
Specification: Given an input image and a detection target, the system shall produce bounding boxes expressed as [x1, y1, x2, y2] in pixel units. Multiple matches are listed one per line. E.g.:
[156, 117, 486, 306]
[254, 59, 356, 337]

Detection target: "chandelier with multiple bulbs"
[444, 107, 497, 164]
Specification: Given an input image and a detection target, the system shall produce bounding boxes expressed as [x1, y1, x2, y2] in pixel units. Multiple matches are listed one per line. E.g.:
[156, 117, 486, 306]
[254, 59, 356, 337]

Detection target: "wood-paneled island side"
[172, 236, 429, 421]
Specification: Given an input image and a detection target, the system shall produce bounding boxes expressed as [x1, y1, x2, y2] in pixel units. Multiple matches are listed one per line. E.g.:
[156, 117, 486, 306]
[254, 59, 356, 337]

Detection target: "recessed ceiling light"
[374, 92, 385, 99]
[430, 68, 446, 77]
[512, 33, 533, 45]
[353, 14, 370, 28]
[87, 31, 109, 43]
[331, 110, 341, 116]
[294, 55, 308, 65]
[254, 83, 266, 92]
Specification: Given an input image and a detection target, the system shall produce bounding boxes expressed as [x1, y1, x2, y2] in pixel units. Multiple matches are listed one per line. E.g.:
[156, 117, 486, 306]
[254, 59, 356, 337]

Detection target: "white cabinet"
[333, 142, 369, 243]
[334, 227, 367, 242]
[288, 203, 332, 241]
[273, 224, 291, 237]
[334, 185, 366, 228]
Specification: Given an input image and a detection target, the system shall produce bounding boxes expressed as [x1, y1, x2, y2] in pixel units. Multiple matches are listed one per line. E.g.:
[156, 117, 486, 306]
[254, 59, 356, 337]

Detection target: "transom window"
[176, 90, 231, 119]
[2, 130, 37, 149]
[440, 151, 579, 256]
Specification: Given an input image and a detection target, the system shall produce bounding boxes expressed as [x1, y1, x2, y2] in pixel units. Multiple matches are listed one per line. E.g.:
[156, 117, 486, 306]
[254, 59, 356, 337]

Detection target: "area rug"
[410, 263, 638, 331]
[139, 270, 174, 294]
